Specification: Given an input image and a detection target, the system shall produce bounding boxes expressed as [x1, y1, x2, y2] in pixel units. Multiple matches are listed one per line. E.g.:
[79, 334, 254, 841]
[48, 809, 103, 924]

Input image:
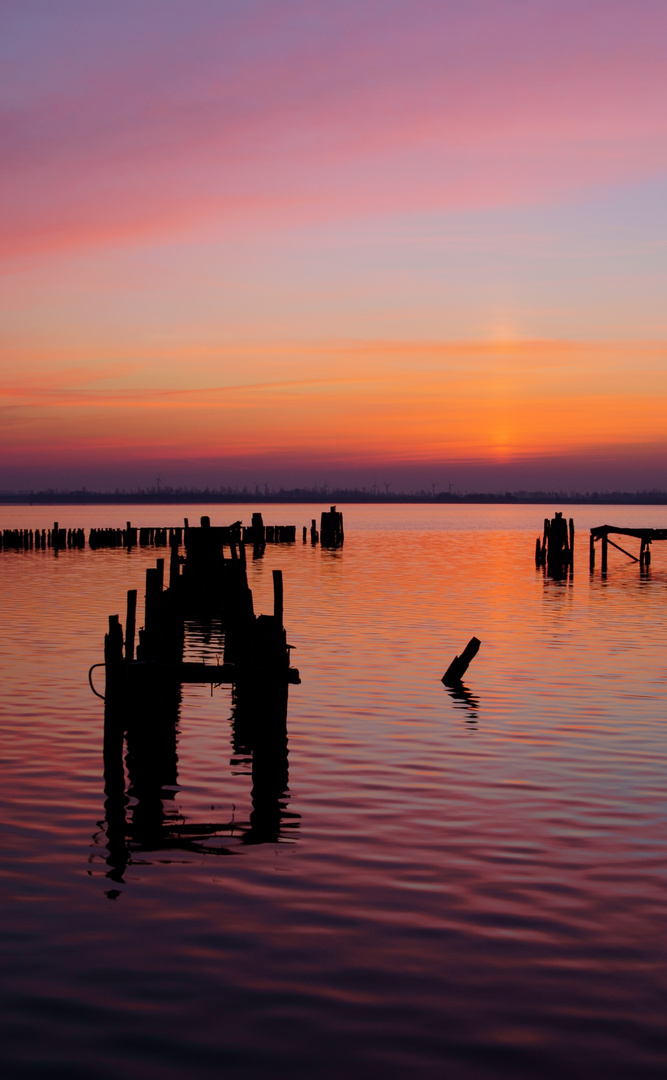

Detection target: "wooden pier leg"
[601, 533, 608, 574]
[125, 589, 137, 662]
[535, 538, 541, 566]
[144, 567, 161, 642]
[273, 569, 283, 627]
[104, 614, 125, 699]
[169, 538, 180, 590]
[589, 532, 595, 572]
[569, 519, 575, 565]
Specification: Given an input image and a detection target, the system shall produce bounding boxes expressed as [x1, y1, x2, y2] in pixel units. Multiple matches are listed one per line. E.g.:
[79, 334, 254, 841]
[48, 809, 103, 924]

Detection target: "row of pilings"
[2, 508, 344, 553]
[1, 524, 84, 551]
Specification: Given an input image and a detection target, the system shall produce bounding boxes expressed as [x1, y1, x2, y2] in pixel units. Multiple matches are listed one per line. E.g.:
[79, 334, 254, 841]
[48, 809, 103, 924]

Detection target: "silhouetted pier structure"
[2, 509, 342, 553]
[102, 516, 300, 699]
[97, 515, 302, 879]
[535, 511, 574, 578]
[589, 525, 667, 573]
[101, 666, 298, 883]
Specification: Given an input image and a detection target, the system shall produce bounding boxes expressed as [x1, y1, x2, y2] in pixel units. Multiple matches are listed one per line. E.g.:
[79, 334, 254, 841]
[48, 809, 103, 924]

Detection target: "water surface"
[1, 504, 666, 1079]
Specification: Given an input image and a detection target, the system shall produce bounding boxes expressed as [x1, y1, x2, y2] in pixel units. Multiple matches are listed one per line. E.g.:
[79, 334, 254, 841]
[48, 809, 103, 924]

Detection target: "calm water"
[1, 503, 666, 1079]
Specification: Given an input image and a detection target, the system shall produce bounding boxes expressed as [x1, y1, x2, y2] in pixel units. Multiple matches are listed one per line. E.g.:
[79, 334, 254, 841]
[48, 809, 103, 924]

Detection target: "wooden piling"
[104, 614, 125, 698]
[442, 637, 481, 686]
[169, 538, 180, 590]
[601, 533, 608, 574]
[273, 569, 283, 626]
[125, 589, 137, 662]
[589, 532, 595, 572]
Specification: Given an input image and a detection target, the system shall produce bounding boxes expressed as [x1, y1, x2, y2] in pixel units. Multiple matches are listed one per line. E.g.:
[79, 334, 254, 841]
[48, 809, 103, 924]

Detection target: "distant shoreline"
[2, 491, 667, 507]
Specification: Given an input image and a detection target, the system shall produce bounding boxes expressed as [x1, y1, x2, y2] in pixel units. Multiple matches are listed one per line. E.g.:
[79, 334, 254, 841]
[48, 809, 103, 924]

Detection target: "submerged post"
[442, 637, 481, 687]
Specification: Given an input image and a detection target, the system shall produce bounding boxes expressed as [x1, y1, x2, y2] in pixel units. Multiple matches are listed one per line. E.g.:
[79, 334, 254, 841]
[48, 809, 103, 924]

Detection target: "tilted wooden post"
[442, 637, 481, 687]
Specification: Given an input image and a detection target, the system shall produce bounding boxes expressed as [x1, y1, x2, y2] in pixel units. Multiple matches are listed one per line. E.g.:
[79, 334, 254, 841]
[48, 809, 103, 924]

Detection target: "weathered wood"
[125, 589, 137, 662]
[442, 637, 481, 686]
[273, 569, 283, 626]
[127, 661, 300, 685]
[104, 613, 125, 698]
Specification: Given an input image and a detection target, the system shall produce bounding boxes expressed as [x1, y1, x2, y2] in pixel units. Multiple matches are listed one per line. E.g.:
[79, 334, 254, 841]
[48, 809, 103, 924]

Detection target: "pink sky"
[2, 1, 667, 491]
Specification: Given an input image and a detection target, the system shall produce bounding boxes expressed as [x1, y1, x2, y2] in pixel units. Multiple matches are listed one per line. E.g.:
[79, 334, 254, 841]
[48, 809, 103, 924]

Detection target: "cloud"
[3, 1, 667, 259]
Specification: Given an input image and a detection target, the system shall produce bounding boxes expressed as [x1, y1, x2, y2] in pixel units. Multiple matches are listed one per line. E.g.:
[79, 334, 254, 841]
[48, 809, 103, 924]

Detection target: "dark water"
[1, 504, 666, 1079]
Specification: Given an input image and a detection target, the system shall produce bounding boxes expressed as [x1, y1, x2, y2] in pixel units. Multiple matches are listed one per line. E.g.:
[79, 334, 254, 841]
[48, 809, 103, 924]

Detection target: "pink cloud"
[3, 1, 667, 259]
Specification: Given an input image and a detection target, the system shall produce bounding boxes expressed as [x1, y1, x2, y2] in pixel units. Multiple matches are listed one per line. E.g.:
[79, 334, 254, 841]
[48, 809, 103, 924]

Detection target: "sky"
[2, 0, 667, 493]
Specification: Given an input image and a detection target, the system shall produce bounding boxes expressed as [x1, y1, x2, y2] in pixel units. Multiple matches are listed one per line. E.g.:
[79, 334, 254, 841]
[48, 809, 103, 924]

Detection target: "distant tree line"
[1, 487, 667, 505]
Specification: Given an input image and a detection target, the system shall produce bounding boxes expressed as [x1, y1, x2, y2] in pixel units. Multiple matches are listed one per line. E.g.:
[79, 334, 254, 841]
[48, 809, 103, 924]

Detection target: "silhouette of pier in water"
[588, 525, 667, 573]
[94, 510, 341, 883]
[535, 511, 666, 578]
[1, 506, 345, 553]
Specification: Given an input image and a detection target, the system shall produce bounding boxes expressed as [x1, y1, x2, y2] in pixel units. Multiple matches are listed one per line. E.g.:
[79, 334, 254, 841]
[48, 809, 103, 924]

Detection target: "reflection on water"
[445, 681, 480, 726]
[2, 504, 667, 1080]
[98, 621, 298, 884]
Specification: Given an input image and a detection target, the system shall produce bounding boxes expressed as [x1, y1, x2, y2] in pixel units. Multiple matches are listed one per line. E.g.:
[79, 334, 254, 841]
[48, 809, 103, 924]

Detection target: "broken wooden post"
[569, 518, 575, 563]
[125, 589, 137, 662]
[442, 637, 481, 686]
[273, 569, 283, 626]
[589, 532, 595, 572]
[169, 536, 180, 590]
[104, 614, 125, 699]
[601, 532, 608, 574]
[535, 537, 542, 566]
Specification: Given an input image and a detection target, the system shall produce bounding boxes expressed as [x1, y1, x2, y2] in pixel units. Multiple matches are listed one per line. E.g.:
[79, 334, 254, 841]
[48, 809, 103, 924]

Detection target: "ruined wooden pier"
[589, 525, 667, 573]
[102, 515, 300, 700]
[2, 508, 343, 553]
[97, 515, 304, 868]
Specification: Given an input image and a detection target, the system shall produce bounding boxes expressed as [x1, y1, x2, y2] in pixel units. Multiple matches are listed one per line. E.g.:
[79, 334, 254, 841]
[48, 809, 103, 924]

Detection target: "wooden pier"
[102, 515, 301, 699]
[589, 525, 667, 573]
[97, 515, 304, 871]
